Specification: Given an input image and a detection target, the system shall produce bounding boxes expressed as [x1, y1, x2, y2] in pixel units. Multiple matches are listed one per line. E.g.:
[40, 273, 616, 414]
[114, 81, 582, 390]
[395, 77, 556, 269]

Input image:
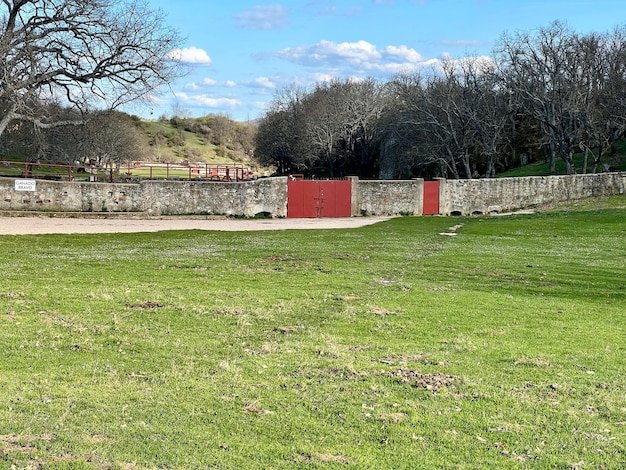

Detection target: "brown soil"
[0, 213, 391, 235]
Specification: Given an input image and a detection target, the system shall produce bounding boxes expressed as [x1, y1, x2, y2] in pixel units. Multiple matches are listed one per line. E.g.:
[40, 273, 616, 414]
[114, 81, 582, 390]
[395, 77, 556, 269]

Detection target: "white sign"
[15, 179, 37, 192]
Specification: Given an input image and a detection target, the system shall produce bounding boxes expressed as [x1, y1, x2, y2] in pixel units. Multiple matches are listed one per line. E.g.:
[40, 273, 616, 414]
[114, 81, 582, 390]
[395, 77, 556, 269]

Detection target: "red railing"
[0, 160, 104, 180]
[124, 162, 254, 181]
[0, 160, 254, 182]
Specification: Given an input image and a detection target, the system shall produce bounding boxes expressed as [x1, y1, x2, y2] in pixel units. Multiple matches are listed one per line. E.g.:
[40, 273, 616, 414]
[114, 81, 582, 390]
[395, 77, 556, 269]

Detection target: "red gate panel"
[287, 178, 307, 217]
[423, 180, 440, 215]
[288, 178, 352, 218]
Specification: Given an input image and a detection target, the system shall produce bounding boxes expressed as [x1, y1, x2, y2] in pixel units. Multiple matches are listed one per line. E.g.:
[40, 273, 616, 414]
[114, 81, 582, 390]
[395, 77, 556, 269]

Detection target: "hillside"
[0, 111, 273, 176]
[138, 115, 272, 175]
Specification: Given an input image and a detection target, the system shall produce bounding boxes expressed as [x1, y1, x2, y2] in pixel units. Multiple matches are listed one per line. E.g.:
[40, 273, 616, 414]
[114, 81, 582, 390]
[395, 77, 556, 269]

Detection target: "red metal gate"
[423, 180, 440, 215]
[287, 177, 352, 218]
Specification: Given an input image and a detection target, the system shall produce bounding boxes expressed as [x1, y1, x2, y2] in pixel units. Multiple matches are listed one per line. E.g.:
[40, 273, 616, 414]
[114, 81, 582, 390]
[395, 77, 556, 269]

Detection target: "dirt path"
[0, 214, 392, 235]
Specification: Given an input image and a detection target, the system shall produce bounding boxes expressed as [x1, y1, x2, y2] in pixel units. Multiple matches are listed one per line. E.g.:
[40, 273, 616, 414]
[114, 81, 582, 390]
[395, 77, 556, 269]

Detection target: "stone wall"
[1, 179, 144, 213]
[440, 173, 626, 216]
[140, 177, 288, 216]
[0, 176, 288, 217]
[354, 179, 423, 216]
[1, 172, 624, 217]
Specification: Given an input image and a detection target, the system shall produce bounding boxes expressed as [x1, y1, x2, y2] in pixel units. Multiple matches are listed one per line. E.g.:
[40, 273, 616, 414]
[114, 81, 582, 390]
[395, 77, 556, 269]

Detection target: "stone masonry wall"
[140, 177, 288, 216]
[440, 173, 626, 216]
[355, 179, 423, 216]
[1, 179, 143, 213]
[0, 173, 624, 217]
[0, 176, 288, 217]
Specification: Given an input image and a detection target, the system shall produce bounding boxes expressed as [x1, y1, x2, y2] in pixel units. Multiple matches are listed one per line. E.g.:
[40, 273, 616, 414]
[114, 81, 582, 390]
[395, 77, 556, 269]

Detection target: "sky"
[133, 0, 626, 122]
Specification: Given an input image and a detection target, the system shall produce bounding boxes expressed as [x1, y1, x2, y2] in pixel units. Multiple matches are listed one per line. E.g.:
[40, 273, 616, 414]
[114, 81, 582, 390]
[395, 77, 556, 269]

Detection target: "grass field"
[499, 142, 626, 177]
[1, 198, 625, 469]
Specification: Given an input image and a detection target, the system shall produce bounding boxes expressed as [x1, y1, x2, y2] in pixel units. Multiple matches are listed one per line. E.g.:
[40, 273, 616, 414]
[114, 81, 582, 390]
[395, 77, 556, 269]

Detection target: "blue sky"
[135, 0, 626, 122]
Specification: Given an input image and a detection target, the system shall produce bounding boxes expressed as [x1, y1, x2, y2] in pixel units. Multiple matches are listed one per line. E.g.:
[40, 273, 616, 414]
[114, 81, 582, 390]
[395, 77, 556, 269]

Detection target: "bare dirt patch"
[0, 433, 54, 455]
[296, 452, 352, 464]
[383, 369, 461, 392]
[0, 213, 391, 235]
[127, 301, 164, 309]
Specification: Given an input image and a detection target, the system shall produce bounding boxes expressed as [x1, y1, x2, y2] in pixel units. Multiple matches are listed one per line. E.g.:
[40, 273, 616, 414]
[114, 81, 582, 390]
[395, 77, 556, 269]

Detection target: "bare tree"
[256, 22, 626, 179]
[494, 22, 591, 174]
[61, 111, 149, 166]
[457, 57, 513, 177]
[255, 85, 310, 174]
[387, 68, 471, 179]
[255, 109, 299, 174]
[330, 78, 387, 177]
[301, 81, 349, 177]
[259, 79, 388, 178]
[0, 107, 149, 166]
[378, 73, 445, 179]
[0, 0, 182, 138]
[579, 27, 626, 173]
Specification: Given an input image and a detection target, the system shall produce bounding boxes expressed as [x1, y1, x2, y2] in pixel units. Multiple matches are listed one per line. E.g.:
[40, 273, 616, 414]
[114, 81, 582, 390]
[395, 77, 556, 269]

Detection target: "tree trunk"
[462, 149, 472, 179]
[0, 106, 17, 140]
[548, 140, 557, 174]
[447, 153, 460, 179]
[564, 150, 576, 175]
[485, 154, 496, 178]
[591, 144, 604, 174]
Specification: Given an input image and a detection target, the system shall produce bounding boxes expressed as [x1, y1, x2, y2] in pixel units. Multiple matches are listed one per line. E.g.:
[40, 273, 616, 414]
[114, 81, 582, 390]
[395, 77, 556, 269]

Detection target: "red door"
[423, 180, 440, 215]
[287, 178, 352, 218]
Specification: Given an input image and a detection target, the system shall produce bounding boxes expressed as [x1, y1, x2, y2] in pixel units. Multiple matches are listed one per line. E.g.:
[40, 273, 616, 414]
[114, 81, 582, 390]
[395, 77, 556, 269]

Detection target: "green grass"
[1, 197, 625, 468]
[124, 167, 218, 180]
[499, 142, 626, 177]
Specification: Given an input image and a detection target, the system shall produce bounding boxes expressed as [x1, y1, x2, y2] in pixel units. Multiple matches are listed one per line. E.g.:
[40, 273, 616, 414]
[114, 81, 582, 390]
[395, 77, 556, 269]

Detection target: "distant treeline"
[255, 22, 626, 179]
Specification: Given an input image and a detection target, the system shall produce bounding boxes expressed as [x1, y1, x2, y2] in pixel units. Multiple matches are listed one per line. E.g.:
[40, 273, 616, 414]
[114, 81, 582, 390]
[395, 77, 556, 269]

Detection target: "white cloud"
[185, 78, 238, 88]
[168, 47, 212, 65]
[276, 40, 381, 67]
[234, 5, 288, 30]
[275, 40, 433, 74]
[174, 92, 240, 109]
[308, 72, 338, 83]
[384, 45, 423, 63]
[251, 77, 277, 89]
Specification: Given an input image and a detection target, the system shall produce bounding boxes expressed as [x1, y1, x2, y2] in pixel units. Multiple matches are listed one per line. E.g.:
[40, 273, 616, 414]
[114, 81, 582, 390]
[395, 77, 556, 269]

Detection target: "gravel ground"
[0, 214, 392, 235]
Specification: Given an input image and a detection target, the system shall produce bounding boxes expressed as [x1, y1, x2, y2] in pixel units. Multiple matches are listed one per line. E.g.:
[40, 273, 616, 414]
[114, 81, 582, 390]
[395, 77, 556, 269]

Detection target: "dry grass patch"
[376, 412, 408, 423]
[3, 292, 26, 298]
[82, 434, 115, 445]
[378, 353, 448, 367]
[0, 433, 54, 455]
[211, 307, 247, 316]
[296, 452, 352, 464]
[514, 357, 551, 368]
[369, 306, 401, 316]
[274, 325, 302, 333]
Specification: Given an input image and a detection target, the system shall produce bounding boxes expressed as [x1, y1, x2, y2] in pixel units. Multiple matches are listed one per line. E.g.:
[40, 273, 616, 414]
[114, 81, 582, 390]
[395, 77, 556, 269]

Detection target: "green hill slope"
[499, 142, 626, 177]
[139, 116, 268, 173]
